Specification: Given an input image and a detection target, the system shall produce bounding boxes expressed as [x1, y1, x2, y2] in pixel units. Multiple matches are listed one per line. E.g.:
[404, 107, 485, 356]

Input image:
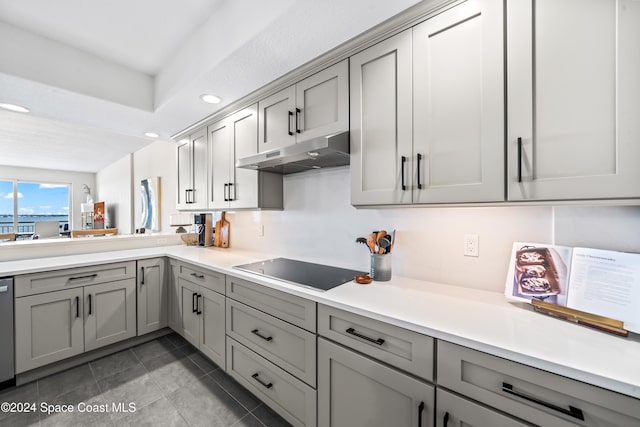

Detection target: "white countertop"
[2, 245, 639, 399]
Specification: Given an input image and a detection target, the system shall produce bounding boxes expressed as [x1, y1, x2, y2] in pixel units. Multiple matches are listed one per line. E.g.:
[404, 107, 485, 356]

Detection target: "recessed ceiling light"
[144, 132, 159, 138]
[0, 103, 30, 113]
[200, 94, 222, 104]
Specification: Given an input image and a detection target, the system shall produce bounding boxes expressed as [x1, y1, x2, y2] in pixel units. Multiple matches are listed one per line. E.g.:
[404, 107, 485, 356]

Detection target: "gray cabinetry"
[174, 262, 226, 368]
[177, 127, 208, 209]
[317, 337, 434, 427]
[137, 258, 167, 335]
[436, 388, 528, 427]
[209, 104, 283, 210]
[437, 340, 640, 426]
[167, 259, 181, 332]
[258, 60, 348, 153]
[507, 0, 640, 201]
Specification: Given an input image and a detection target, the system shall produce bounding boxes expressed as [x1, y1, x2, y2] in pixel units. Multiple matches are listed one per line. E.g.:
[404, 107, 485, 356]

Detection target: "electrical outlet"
[464, 234, 479, 257]
[257, 223, 264, 237]
[157, 238, 167, 245]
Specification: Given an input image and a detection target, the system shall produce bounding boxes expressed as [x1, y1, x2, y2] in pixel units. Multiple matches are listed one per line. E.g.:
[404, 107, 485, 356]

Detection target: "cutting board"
[215, 211, 230, 248]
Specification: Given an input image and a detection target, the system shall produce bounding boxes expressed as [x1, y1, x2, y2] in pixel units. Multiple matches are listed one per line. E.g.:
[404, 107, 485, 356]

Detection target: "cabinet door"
[190, 128, 209, 209]
[208, 119, 231, 209]
[413, 0, 504, 203]
[178, 277, 200, 347]
[167, 260, 182, 332]
[84, 278, 136, 351]
[318, 338, 434, 427]
[15, 288, 84, 373]
[176, 138, 192, 209]
[198, 286, 226, 369]
[295, 60, 348, 142]
[350, 30, 413, 205]
[507, 0, 640, 200]
[258, 85, 296, 152]
[137, 258, 167, 335]
[436, 389, 528, 427]
[230, 104, 260, 209]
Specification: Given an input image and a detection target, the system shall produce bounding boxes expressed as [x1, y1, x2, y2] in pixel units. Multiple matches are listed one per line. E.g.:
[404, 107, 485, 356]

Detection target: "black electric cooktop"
[233, 258, 366, 291]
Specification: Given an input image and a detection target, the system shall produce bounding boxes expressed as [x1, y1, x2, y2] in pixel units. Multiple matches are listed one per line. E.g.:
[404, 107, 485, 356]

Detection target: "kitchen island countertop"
[1, 244, 639, 399]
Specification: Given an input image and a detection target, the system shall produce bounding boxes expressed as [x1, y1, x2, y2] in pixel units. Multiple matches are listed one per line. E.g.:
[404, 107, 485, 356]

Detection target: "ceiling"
[0, 0, 421, 173]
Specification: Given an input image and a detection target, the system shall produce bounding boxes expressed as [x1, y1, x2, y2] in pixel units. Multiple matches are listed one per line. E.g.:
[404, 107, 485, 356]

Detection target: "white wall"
[0, 165, 95, 230]
[133, 139, 177, 233]
[96, 154, 133, 234]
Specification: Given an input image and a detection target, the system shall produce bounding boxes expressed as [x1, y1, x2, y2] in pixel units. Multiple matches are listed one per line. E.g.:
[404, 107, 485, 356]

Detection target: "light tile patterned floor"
[0, 333, 292, 427]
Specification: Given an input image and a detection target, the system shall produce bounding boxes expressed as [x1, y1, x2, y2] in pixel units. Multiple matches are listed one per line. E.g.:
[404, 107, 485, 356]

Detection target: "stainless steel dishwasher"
[0, 277, 14, 389]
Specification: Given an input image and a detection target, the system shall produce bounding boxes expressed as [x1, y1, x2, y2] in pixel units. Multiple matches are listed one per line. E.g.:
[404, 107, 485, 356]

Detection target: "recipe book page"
[567, 248, 640, 334]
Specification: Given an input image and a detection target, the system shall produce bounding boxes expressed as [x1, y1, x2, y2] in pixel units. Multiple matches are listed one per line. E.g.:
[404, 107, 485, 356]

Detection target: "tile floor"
[0, 333, 292, 427]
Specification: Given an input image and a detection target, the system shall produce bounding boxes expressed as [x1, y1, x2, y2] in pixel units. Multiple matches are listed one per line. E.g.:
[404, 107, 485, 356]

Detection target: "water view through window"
[0, 180, 70, 238]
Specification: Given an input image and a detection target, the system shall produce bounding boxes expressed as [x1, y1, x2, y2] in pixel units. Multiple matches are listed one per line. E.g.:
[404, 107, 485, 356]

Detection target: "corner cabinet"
[176, 128, 208, 209]
[507, 0, 640, 201]
[137, 258, 167, 335]
[258, 60, 349, 153]
[351, 0, 504, 206]
[209, 104, 283, 210]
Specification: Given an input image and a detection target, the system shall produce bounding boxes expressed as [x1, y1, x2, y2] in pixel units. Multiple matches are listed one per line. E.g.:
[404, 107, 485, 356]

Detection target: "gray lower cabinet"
[84, 279, 136, 352]
[174, 264, 226, 368]
[15, 287, 84, 373]
[137, 258, 167, 335]
[317, 337, 434, 427]
[436, 389, 528, 427]
[15, 277, 137, 372]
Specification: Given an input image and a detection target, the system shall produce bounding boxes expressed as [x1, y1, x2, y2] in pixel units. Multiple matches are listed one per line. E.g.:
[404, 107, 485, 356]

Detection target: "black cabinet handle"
[345, 327, 385, 346]
[196, 294, 202, 315]
[251, 329, 273, 342]
[192, 292, 198, 313]
[252, 373, 273, 389]
[190, 273, 205, 280]
[517, 137, 523, 183]
[288, 111, 294, 136]
[88, 294, 92, 316]
[443, 411, 449, 427]
[228, 182, 235, 201]
[141, 266, 145, 286]
[69, 274, 98, 282]
[401, 156, 407, 191]
[295, 108, 301, 133]
[418, 402, 424, 427]
[416, 153, 423, 190]
[76, 296, 80, 319]
[224, 183, 229, 201]
[502, 382, 584, 421]
[185, 189, 189, 204]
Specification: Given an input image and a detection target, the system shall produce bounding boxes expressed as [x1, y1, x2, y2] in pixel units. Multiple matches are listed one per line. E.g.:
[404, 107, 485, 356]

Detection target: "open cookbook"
[505, 243, 640, 334]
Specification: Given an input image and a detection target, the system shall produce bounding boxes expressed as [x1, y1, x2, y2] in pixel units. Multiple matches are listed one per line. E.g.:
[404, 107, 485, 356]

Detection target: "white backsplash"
[227, 167, 554, 292]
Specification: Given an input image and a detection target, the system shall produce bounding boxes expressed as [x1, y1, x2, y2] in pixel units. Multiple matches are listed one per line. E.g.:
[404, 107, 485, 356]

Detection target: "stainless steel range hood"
[236, 131, 349, 174]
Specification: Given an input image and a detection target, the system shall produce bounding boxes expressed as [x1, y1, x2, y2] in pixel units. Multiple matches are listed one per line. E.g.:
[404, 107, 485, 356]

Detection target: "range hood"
[236, 131, 349, 174]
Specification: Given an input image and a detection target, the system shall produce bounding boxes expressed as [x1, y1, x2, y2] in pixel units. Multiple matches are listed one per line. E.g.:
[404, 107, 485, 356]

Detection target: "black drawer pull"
[75, 296, 80, 318]
[141, 266, 145, 286]
[69, 274, 98, 281]
[196, 294, 202, 315]
[192, 292, 198, 313]
[345, 327, 385, 346]
[517, 137, 523, 183]
[252, 373, 273, 389]
[190, 273, 205, 280]
[88, 294, 92, 315]
[502, 382, 584, 421]
[418, 401, 424, 427]
[443, 411, 449, 427]
[251, 329, 273, 342]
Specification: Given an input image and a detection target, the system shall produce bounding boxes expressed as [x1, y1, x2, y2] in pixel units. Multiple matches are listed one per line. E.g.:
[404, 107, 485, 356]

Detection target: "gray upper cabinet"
[507, 0, 640, 201]
[209, 104, 283, 210]
[258, 60, 348, 153]
[177, 128, 208, 209]
[350, 30, 413, 205]
[137, 258, 167, 335]
[413, 0, 504, 203]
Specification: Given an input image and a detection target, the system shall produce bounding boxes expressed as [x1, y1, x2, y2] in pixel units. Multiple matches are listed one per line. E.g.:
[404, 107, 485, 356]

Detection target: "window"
[0, 180, 70, 239]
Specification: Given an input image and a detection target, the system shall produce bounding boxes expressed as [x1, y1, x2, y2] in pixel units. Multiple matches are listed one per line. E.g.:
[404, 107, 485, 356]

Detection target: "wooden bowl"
[180, 233, 198, 246]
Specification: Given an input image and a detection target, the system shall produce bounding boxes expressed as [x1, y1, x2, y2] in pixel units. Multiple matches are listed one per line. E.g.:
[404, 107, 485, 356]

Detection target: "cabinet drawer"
[318, 304, 433, 382]
[226, 275, 316, 332]
[177, 262, 225, 294]
[436, 388, 528, 427]
[226, 299, 316, 387]
[437, 341, 640, 427]
[226, 337, 317, 427]
[15, 261, 136, 297]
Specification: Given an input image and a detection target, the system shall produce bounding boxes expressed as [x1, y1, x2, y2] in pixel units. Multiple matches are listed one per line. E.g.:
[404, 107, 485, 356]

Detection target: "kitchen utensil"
[220, 211, 230, 248]
[367, 233, 377, 253]
[390, 230, 396, 252]
[356, 237, 371, 253]
[376, 230, 387, 251]
[377, 237, 391, 254]
[214, 217, 222, 247]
